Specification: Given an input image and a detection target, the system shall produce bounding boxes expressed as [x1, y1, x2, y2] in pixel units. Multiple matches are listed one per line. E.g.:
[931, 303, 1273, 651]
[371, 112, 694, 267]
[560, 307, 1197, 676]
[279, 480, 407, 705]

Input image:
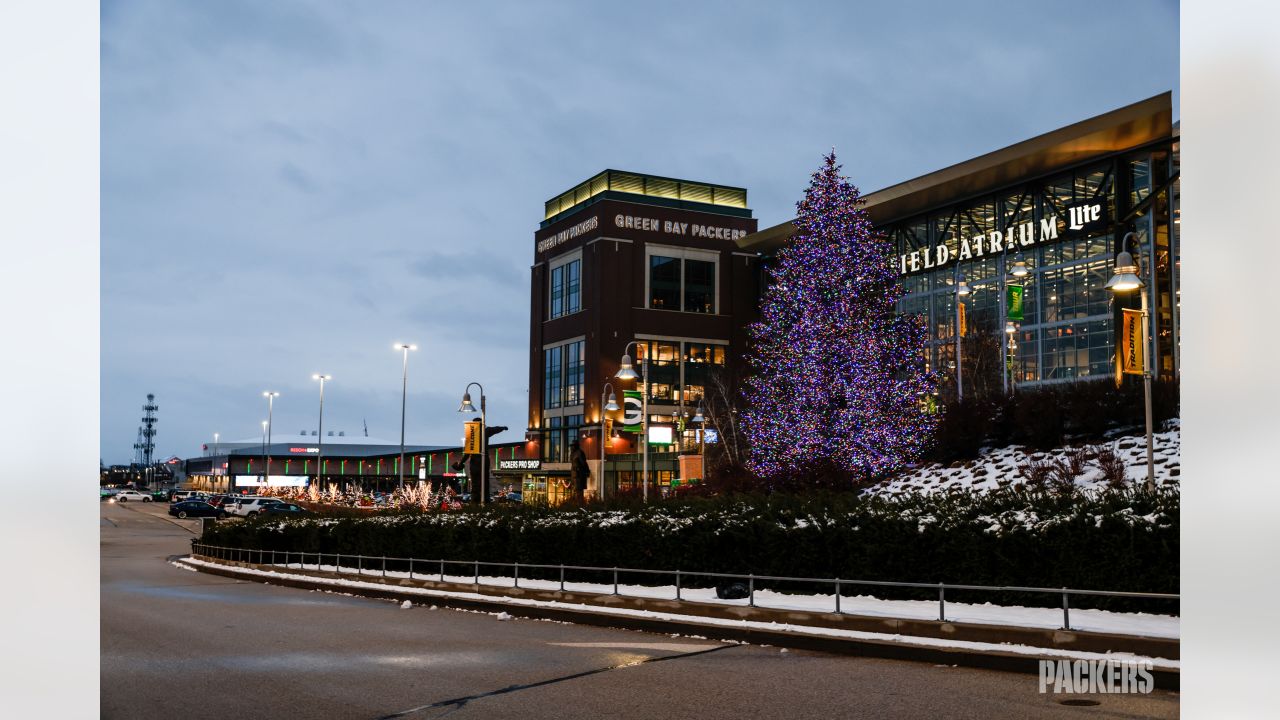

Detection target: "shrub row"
[929, 379, 1180, 461]
[198, 488, 1178, 613]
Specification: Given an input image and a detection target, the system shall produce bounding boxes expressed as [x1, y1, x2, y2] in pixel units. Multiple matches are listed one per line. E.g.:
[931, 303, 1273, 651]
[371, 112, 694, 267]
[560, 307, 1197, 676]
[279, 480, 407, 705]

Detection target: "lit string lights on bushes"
[743, 152, 939, 480]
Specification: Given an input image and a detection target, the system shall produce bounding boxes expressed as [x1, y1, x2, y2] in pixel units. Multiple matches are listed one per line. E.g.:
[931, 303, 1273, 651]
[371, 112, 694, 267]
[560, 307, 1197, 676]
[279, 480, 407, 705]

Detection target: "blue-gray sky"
[101, 0, 1178, 463]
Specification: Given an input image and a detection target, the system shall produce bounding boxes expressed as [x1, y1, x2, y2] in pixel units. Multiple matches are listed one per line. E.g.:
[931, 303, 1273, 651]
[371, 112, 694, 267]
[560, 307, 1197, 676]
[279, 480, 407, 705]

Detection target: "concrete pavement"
[102, 501, 1180, 719]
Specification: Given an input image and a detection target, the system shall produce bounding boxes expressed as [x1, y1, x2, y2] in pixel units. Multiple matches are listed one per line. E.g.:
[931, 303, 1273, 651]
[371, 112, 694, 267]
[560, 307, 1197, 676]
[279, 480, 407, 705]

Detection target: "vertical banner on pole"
[1120, 308, 1145, 376]
[1006, 285, 1024, 322]
[622, 390, 643, 432]
[463, 421, 483, 454]
[957, 301, 967, 337]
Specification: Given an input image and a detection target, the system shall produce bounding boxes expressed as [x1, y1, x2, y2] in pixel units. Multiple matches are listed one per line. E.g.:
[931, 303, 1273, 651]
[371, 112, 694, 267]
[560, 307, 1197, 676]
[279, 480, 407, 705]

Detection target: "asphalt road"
[101, 500, 1180, 719]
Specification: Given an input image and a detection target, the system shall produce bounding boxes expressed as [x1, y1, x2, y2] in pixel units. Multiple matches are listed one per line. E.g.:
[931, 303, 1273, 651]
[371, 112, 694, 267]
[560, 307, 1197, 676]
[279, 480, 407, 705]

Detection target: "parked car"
[169, 490, 208, 503]
[208, 494, 246, 510]
[112, 490, 153, 503]
[168, 500, 226, 519]
[225, 497, 283, 517]
[261, 502, 308, 516]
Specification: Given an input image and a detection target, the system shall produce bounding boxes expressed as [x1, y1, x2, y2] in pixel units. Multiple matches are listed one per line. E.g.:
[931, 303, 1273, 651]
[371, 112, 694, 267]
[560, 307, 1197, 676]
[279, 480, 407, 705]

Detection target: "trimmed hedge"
[198, 488, 1178, 613]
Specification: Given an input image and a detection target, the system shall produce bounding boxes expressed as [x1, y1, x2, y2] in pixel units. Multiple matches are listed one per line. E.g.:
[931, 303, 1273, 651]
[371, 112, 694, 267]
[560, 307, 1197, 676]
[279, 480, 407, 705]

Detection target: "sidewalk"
[178, 554, 1180, 688]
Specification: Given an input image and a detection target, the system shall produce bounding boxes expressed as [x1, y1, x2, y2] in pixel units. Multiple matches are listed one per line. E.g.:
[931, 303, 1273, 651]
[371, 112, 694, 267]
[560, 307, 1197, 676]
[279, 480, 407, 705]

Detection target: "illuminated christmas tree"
[743, 152, 937, 482]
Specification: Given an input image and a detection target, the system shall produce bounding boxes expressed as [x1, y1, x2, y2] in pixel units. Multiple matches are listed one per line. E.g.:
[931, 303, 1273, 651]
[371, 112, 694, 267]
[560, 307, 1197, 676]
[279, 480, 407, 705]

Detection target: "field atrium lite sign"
[898, 202, 1105, 275]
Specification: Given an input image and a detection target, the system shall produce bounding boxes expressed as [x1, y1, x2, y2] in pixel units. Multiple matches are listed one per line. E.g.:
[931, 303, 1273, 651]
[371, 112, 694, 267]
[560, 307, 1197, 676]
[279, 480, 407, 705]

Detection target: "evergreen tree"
[743, 152, 938, 482]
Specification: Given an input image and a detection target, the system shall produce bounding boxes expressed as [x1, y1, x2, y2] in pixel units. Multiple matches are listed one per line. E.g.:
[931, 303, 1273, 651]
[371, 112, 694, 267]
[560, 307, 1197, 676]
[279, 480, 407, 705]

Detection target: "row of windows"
[545, 248, 723, 319]
[634, 340, 727, 405]
[543, 341, 584, 409]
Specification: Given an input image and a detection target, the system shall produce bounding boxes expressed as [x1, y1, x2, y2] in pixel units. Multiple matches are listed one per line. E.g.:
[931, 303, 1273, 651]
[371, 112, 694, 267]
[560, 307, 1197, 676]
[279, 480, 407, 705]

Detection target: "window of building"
[543, 339, 584, 409]
[541, 414, 583, 463]
[543, 345, 562, 409]
[549, 254, 582, 319]
[649, 256, 681, 310]
[645, 246, 719, 313]
[632, 339, 726, 406]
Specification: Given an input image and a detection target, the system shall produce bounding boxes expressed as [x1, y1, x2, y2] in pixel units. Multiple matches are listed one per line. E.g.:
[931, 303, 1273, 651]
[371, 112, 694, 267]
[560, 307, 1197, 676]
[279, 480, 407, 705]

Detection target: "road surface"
[101, 500, 1179, 719]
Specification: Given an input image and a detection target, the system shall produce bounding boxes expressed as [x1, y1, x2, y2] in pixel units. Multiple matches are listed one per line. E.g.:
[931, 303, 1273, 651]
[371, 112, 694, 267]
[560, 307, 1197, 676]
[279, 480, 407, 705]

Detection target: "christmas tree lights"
[743, 152, 938, 482]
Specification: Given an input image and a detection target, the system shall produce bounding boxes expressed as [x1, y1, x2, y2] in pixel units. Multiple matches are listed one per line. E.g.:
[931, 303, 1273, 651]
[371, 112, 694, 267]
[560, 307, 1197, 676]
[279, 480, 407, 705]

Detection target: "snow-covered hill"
[867, 420, 1180, 497]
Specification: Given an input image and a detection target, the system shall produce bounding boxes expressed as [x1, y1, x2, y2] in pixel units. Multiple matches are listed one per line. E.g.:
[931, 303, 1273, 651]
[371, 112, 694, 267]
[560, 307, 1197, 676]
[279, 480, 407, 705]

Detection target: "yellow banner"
[958, 301, 967, 337]
[463, 421, 483, 454]
[1120, 308, 1144, 376]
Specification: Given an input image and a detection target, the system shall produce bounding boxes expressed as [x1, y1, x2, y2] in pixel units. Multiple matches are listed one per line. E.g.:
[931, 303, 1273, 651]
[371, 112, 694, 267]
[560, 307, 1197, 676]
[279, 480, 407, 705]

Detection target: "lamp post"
[312, 374, 330, 488]
[599, 383, 620, 502]
[954, 271, 971, 401]
[1004, 322, 1019, 393]
[1106, 232, 1156, 492]
[394, 344, 417, 491]
[615, 341, 649, 502]
[260, 419, 268, 487]
[1001, 253, 1030, 394]
[213, 432, 220, 492]
[458, 383, 487, 506]
[263, 392, 278, 488]
[691, 400, 707, 459]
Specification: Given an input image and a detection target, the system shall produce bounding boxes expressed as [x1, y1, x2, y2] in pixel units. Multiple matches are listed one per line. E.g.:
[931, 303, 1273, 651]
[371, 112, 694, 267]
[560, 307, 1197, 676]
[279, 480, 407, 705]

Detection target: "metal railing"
[189, 542, 1178, 632]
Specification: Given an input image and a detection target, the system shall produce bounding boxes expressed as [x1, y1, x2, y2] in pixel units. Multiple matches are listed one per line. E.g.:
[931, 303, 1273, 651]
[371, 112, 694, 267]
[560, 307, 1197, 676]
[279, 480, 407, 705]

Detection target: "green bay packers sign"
[622, 390, 643, 432]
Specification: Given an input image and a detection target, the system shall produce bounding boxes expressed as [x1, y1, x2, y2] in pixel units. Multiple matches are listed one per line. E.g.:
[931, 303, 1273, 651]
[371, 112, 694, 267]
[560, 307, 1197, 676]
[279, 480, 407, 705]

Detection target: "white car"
[112, 490, 153, 503]
[226, 497, 283, 517]
[170, 490, 208, 503]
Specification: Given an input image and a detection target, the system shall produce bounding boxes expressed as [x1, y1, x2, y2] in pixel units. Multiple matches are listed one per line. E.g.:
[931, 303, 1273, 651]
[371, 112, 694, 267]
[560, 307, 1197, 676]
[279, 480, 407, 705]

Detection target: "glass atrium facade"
[889, 139, 1179, 395]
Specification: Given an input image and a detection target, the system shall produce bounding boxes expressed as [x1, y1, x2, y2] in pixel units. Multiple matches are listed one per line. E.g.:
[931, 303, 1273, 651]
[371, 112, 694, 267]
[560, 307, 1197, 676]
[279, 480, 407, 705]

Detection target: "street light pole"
[1106, 232, 1156, 492]
[954, 269, 970, 402]
[260, 419, 268, 488]
[692, 400, 707, 458]
[458, 383, 488, 506]
[263, 392, 278, 489]
[213, 432, 220, 492]
[313, 374, 330, 488]
[615, 341, 649, 502]
[395, 344, 417, 491]
[600, 383, 620, 502]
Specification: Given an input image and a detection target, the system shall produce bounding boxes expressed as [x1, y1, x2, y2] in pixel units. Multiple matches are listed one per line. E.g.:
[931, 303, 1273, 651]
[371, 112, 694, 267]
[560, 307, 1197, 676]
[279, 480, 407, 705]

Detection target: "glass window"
[649, 256, 681, 310]
[682, 342, 727, 404]
[549, 265, 564, 319]
[684, 259, 716, 313]
[566, 260, 580, 314]
[565, 341, 584, 406]
[549, 259, 581, 319]
[543, 341, 582, 409]
[648, 253, 717, 313]
[543, 345, 562, 409]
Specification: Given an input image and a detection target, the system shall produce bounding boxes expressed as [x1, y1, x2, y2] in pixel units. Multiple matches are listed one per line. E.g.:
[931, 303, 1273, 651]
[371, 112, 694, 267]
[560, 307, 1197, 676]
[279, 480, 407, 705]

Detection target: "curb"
[182, 556, 1179, 691]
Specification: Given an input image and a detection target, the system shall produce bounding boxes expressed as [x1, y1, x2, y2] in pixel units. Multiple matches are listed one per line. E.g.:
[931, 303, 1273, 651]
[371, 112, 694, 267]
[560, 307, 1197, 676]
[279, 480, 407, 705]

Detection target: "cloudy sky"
[101, 0, 1178, 464]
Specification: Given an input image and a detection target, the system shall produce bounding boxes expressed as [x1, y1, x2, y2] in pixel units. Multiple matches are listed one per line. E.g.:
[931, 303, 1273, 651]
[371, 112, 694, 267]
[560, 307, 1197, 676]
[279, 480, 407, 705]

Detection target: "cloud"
[101, 0, 1178, 462]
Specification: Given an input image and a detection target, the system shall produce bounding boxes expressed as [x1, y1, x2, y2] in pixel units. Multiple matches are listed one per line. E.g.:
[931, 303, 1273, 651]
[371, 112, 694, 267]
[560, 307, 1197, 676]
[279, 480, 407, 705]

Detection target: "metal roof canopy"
[738, 92, 1174, 253]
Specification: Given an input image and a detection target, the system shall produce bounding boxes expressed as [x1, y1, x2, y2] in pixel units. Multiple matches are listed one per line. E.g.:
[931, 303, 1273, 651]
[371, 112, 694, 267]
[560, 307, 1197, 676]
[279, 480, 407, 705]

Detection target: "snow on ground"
[201, 557, 1177, 640]
[868, 420, 1180, 497]
[180, 557, 1177, 668]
